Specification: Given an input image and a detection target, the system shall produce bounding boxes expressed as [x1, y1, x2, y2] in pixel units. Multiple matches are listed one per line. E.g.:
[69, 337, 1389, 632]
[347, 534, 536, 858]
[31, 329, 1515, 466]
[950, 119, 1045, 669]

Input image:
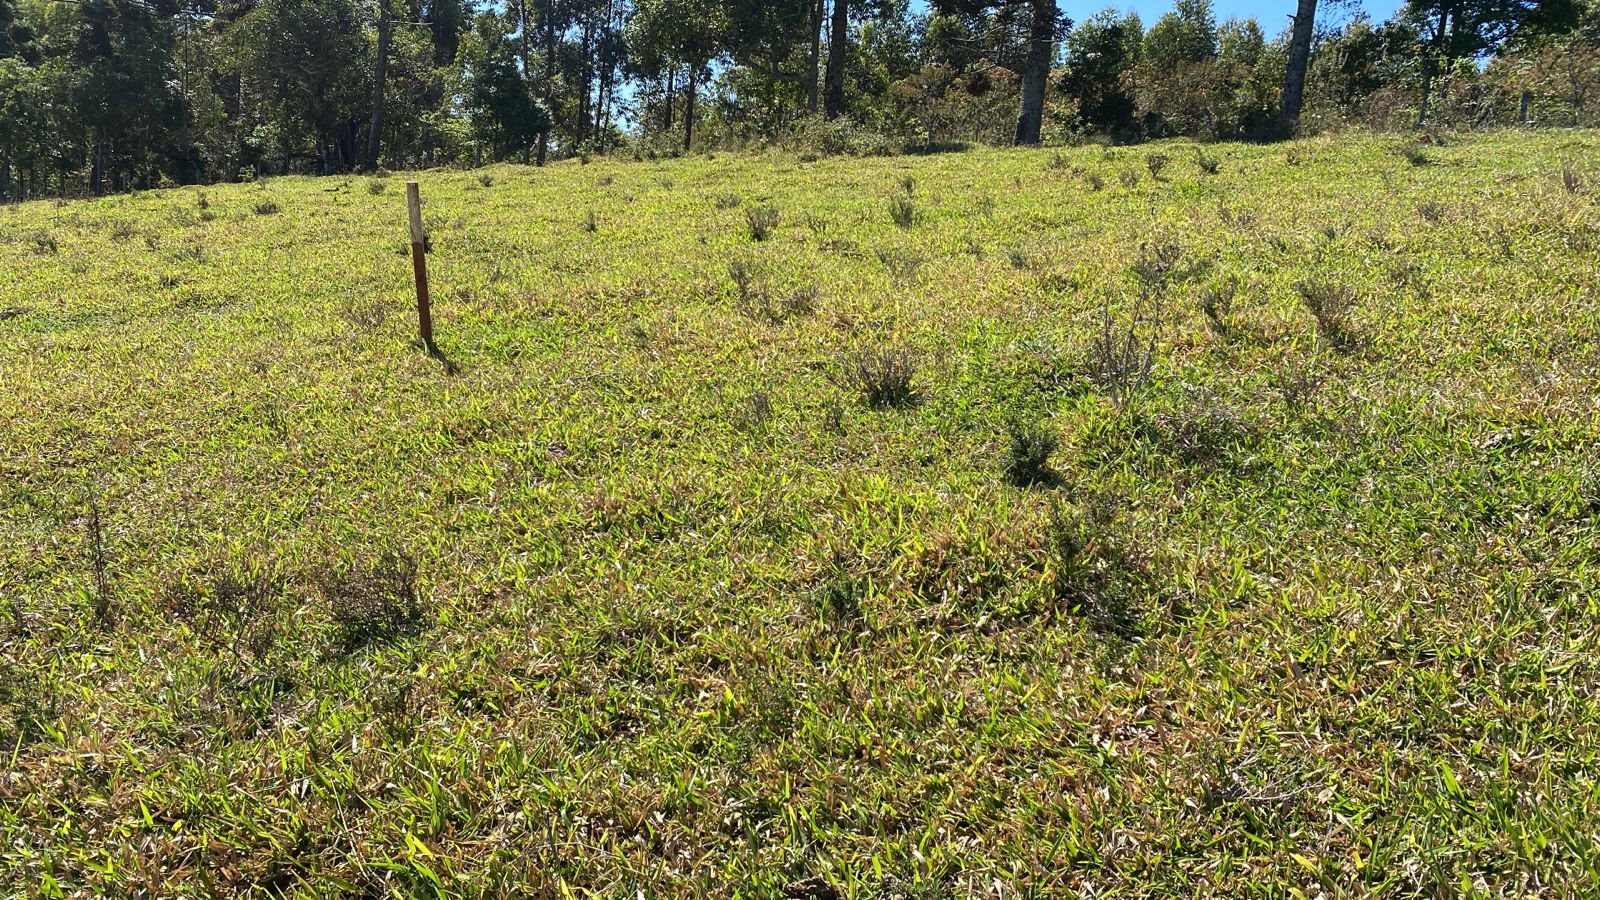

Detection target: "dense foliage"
[0, 0, 1596, 196]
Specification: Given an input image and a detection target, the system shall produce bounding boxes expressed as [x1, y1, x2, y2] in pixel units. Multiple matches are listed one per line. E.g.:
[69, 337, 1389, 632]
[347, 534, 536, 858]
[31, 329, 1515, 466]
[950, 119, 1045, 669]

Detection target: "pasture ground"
[2, 131, 1599, 896]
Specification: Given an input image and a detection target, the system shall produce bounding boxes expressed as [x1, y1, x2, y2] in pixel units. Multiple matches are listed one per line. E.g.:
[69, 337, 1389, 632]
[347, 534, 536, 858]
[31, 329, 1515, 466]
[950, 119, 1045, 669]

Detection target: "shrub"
[173, 558, 288, 663]
[1199, 275, 1240, 338]
[1196, 150, 1220, 175]
[1560, 159, 1583, 194]
[1393, 143, 1430, 167]
[1579, 453, 1600, 515]
[729, 258, 758, 301]
[321, 552, 424, 655]
[1296, 278, 1360, 349]
[733, 389, 774, 431]
[714, 193, 742, 209]
[1218, 205, 1257, 229]
[1086, 172, 1105, 191]
[783, 286, 818, 318]
[27, 231, 57, 255]
[583, 210, 598, 232]
[478, 173, 494, 188]
[888, 193, 918, 228]
[746, 205, 780, 241]
[836, 347, 920, 409]
[1046, 497, 1149, 636]
[1088, 300, 1160, 405]
[900, 174, 917, 194]
[253, 201, 280, 216]
[876, 249, 925, 281]
[1001, 420, 1059, 487]
[1119, 169, 1141, 188]
[1273, 353, 1325, 411]
[343, 299, 388, 331]
[0, 659, 55, 750]
[1131, 237, 1186, 293]
[730, 259, 815, 323]
[815, 551, 864, 623]
[81, 497, 112, 623]
[1152, 400, 1254, 466]
[1007, 247, 1039, 271]
[1146, 152, 1170, 178]
[368, 180, 387, 195]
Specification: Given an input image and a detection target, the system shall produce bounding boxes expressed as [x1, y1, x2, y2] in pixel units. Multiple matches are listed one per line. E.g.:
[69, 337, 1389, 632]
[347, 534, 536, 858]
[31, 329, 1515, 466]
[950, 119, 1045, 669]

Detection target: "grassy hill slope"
[2, 132, 1600, 897]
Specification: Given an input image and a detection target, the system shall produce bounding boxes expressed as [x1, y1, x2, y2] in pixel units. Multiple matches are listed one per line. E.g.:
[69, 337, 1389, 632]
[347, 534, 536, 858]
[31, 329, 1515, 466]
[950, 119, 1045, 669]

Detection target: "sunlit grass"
[2, 130, 1599, 896]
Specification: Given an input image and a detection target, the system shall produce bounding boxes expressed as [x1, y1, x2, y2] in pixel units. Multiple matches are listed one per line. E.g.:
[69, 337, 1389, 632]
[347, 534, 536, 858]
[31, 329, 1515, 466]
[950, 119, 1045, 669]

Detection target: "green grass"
[2, 131, 1599, 897]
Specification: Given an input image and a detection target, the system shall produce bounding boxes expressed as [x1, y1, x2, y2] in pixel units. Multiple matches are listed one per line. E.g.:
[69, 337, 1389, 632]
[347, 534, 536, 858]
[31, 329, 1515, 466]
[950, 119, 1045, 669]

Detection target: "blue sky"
[1078, 0, 1404, 31]
[909, 0, 1406, 35]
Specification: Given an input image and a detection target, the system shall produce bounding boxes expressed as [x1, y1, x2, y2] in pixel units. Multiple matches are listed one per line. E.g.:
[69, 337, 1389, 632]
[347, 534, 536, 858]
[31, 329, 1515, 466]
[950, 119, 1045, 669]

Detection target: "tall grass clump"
[1296, 277, 1361, 349]
[746, 205, 780, 241]
[889, 192, 918, 228]
[835, 347, 919, 409]
[1001, 420, 1059, 487]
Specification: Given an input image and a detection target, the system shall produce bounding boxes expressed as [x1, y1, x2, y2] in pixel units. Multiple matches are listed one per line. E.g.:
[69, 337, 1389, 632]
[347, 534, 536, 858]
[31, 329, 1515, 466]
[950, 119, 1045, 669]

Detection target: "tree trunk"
[367, 0, 390, 171]
[539, 0, 556, 164]
[825, 0, 848, 119]
[517, 0, 530, 75]
[576, 18, 591, 149]
[684, 70, 697, 152]
[807, 0, 824, 114]
[1280, 0, 1316, 131]
[1013, 0, 1055, 145]
[91, 134, 104, 195]
[1419, 7, 1450, 127]
[664, 68, 676, 132]
[595, 0, 614, 151]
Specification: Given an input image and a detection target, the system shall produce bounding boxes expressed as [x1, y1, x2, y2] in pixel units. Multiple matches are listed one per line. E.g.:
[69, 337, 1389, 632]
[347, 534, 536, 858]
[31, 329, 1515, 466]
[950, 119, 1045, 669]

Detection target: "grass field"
[2, 130, 1600, 897]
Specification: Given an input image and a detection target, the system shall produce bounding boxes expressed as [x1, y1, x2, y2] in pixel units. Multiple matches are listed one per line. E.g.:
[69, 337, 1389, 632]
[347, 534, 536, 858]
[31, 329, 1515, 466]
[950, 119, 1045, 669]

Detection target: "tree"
[368, 0, 391, 171]
[64, 0, 187, 191]
[1401, 0, 1580, 122]
[1011, 0, 1059, 143]
[1281, 0, 1317, 129]
[423, 0, 469, 64]
[0, 0, 39, 63]
[827, 0, 849, 117]
[1143, 0, 1217, 69]
[461, 12, 550, 161]
[233, 0, 371, 173]
[933, 0, 1065, 144]
[0, 56, 51, 198]
[1060, 8, 1142, 135]
[630, 0, 722, 150]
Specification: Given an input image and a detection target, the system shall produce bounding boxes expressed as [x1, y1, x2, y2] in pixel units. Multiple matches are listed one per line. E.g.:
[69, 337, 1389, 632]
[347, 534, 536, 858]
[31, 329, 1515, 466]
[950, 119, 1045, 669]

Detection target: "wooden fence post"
[406, 181, 435, 351]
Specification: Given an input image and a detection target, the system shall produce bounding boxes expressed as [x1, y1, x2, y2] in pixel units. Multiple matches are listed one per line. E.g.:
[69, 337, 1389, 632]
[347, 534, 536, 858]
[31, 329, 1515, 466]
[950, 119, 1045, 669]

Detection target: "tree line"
[0, 0, 1596, 198]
